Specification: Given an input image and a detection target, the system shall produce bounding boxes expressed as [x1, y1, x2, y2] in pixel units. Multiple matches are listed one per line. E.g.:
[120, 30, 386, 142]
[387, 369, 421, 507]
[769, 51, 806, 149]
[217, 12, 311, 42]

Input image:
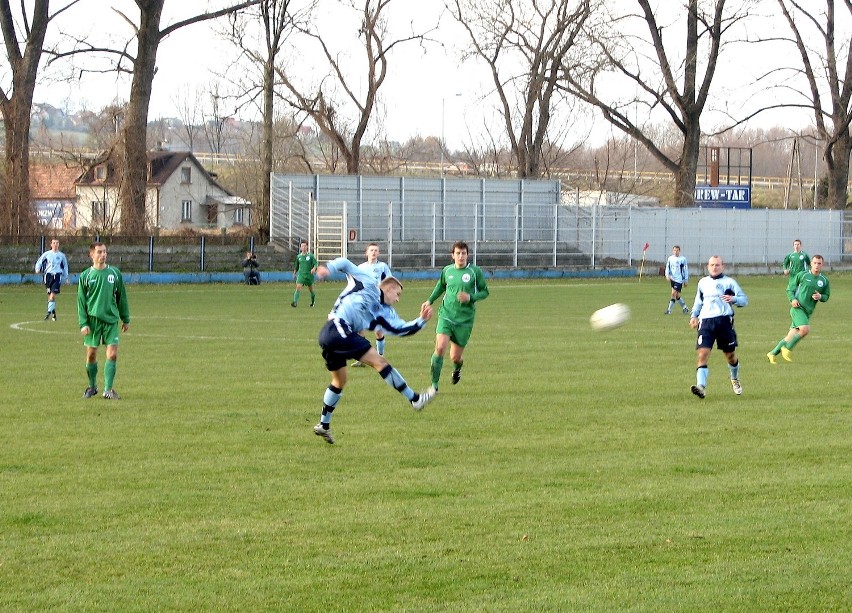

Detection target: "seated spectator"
[242, 251, 261, 285]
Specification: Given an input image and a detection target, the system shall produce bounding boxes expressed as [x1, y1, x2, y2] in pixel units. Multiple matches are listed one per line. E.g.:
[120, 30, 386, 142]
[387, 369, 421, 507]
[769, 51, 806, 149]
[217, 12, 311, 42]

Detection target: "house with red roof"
[38, 150, 252, 232]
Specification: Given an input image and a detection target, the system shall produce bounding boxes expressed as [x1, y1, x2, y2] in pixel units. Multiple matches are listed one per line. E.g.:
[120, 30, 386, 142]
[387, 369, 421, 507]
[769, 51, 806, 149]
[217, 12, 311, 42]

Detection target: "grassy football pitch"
[1, 274, 850, 611]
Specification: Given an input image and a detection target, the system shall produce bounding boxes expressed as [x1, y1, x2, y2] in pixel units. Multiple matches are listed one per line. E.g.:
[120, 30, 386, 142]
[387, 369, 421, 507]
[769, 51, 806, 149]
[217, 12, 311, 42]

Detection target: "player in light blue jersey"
[351, 243, 393, 367]
[34, 238, 69, 321]
[312, 257, 435, 444]
[664, 245, 689, 315]
[688, 256, 748, 399]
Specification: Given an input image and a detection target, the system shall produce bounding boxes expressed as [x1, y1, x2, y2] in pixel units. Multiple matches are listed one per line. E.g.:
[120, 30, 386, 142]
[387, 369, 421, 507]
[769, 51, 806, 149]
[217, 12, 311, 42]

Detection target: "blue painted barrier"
[4, 268, 637, 286]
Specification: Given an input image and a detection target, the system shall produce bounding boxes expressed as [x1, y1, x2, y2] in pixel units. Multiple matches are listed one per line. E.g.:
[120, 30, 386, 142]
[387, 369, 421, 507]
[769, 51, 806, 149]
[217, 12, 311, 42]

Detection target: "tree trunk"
[0, 0, 49, 236]
[346, 147, 360, 175]
[675, 121, 702, 206]
[2, 99, 37, 236]
[824, 133, 851, 210]
[118, 0, 165, 234]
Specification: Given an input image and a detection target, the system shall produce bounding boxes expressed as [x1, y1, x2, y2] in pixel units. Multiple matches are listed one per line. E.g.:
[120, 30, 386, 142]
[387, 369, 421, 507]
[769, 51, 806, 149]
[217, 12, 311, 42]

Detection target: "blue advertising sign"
[694, 185, 751, 209]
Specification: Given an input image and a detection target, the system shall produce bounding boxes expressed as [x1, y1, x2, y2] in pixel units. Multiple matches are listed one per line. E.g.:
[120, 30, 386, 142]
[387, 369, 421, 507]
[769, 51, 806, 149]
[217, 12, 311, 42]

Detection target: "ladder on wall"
[313, 201, 347, 264]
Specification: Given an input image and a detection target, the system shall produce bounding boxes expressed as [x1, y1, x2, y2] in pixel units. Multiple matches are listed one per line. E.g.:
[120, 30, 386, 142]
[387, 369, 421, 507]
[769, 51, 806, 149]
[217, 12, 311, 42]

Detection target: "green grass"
[1, 275, 851, 611]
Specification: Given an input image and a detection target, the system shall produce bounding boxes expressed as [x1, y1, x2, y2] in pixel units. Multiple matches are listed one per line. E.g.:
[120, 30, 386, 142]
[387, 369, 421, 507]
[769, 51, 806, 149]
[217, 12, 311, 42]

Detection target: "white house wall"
[74, 185, 122, 230]
[157, 160, 235, 229]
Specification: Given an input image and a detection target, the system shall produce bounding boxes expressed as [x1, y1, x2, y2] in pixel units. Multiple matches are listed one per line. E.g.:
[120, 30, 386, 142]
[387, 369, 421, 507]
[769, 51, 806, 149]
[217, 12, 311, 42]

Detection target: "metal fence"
[270, 174, 850, 271]
[0, 235, 279, 275]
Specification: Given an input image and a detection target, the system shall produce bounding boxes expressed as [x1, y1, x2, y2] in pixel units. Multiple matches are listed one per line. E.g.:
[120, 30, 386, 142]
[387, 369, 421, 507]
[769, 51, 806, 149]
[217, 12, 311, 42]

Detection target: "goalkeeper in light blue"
[688, 256, 748, 399]
[312, 257, 435, 444]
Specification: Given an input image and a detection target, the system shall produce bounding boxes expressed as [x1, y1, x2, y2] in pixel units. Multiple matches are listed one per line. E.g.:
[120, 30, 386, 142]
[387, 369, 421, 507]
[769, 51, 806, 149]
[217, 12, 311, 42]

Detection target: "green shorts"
[435, 318, 473, 348]
[83, 319, 121, 347]
[790, 307, 810, 329]
[296, 274, 314, 286]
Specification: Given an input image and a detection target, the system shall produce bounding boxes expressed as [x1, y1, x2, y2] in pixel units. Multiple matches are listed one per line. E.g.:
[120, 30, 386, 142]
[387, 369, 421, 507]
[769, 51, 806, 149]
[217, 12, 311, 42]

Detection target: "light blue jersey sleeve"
[326, 258, 383, 332]
[326, 257, 425, 336]
[58, 253, 69, 284]
[373, 305, 427, 337]
[34, 252, 47, 274]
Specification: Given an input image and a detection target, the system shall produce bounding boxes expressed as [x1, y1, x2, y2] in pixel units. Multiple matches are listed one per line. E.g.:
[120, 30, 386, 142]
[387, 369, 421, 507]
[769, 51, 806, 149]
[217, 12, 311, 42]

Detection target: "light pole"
[440, 93, 461, 179]
[813, 136, 819, 209]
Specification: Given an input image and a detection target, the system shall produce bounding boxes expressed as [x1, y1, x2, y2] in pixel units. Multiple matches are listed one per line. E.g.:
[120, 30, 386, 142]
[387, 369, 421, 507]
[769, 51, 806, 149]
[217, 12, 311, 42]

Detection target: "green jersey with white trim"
[786, 270, 829, 315]
[294, 252, 317, 276]
[77, 265, 130, 327]
[427, 263, 489, 326]
[783, 250, 810, 276]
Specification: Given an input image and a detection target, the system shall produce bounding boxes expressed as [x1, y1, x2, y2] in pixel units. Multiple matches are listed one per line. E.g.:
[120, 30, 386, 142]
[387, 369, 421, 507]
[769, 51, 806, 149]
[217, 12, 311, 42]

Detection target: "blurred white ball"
[590, 303, 631, 332]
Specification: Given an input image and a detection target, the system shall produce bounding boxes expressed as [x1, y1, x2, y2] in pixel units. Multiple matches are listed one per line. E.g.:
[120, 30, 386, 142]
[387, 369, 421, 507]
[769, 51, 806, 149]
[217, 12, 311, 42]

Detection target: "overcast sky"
[29, 0, 827, 151]
[36, 0, 484, 149]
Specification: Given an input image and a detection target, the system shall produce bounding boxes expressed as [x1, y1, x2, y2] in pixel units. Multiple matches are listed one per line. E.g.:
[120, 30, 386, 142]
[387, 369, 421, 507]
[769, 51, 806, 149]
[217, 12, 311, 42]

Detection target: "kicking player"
[313, 257, 435, 444]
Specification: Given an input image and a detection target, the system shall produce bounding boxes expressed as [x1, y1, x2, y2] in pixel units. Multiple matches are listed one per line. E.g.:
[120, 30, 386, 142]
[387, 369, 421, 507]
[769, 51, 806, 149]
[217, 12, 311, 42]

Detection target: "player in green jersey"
[783, 239, 810, 277]
[292, 241, 318, 307]
[77, 242, 130, 399]
[423, 241, 489, 392]
[768, 254, 830, 363]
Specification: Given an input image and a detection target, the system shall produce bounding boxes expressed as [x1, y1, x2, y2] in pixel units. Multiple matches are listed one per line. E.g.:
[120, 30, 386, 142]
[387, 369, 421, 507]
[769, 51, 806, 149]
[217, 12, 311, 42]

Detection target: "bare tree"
[48, 0, 261, 233]
[560, 0, 750, 206]
[0, 0, 80, 236]
[774, 0, 852, 209]
[203, 83, 233, 154]
[222, 0, 311, 236]
[449, 0, 594, 178]
[275, 0, 435, 174]
[172, 85, 205, 150]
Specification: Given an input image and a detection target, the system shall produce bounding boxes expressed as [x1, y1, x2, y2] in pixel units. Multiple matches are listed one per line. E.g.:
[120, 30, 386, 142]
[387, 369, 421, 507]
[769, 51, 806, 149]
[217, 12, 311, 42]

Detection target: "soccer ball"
[590, 303, 631, 332]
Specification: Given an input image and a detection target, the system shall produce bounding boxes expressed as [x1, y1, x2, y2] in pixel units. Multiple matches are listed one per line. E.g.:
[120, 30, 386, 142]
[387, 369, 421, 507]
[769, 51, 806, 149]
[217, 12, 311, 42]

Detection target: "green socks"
[104, 359, 117, 391]
[86, 362, 98, 387]
[772, 333, 802, 355]
[431, 354, 444, 388]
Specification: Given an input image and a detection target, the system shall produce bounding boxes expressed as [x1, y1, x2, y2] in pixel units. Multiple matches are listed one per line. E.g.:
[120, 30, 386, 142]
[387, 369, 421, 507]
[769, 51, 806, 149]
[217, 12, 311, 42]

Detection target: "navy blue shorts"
[695, 315, 738, 352]
[318, 318, 372, 371]
[670, 280, 684, 292]
[44, 273, 62, 295]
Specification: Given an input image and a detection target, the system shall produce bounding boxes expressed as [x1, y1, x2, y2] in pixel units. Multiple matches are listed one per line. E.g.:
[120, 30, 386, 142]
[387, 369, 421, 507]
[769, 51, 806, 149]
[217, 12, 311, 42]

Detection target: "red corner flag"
[639, 242, 650, 281]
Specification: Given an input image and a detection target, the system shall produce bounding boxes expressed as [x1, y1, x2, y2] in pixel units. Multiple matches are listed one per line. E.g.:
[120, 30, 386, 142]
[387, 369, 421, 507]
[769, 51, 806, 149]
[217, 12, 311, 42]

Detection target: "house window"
[181, 167, 192, 183]
[94, 165, 107, 181]
[181, 200, 192, 222]
[91, 200, 106, 225]
[234, 207, 245, 225]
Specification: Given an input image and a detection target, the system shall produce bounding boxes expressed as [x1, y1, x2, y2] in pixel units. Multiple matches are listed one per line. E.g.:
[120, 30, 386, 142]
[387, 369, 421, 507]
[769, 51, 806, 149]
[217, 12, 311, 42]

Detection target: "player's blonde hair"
[379, 276, 403, 290]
